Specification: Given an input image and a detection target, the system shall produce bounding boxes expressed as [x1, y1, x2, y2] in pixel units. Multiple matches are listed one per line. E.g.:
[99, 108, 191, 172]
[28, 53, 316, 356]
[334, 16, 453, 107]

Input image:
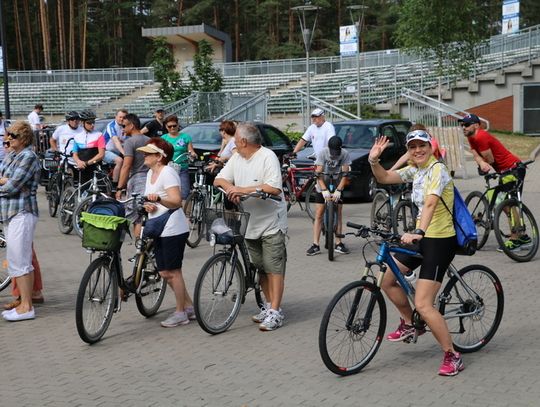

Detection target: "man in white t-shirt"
[292, 108, 335, 157]
[49, 111, 83, 164]
[215, 123, 288, 332]
[28, 104, 44, 131]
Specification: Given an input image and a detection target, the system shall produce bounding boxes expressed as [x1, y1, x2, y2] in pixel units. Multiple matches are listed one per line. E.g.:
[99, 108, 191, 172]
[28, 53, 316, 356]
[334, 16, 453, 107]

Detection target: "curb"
[531, 142, 540, 160]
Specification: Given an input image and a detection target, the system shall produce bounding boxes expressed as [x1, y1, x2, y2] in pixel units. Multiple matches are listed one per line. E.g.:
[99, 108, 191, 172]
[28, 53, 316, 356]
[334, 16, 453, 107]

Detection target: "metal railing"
[213, 91, 269, 123]
[295, 89, 359, 128]
[7, 67, 155, 83]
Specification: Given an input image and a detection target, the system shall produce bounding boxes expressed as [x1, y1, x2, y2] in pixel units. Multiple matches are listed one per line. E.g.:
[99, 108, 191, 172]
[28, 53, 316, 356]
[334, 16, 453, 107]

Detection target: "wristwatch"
[412, 228, 425, 236]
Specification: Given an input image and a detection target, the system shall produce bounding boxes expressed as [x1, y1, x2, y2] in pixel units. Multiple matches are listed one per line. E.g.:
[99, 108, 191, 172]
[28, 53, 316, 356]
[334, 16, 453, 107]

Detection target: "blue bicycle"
[318, 223, 504, 376]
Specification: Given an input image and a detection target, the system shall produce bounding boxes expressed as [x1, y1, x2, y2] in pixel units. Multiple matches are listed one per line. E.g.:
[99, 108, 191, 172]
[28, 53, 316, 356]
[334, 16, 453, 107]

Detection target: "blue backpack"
[442, 186, 478, 256]
[87, 198, 126, 218]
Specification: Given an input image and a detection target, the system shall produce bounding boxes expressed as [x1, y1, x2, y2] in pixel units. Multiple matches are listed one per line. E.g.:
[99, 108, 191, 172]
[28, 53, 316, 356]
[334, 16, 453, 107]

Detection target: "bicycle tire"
[284, 179, 294, 212]
[392, 200, 416, 235]
[47, 173, 61, 217]
[185, 191, 205, 248]
[304, 180, 317, 221]
[134, 246, 167, 317]
[370, 191, 391, 231]
[327, 202, 335, 261]
[194, 252, 245, 335]
[465, 191, 491, 250]
[438, 264, 504, 353]
[493, 198, 539, 262]
[58, 186, 76, 234]
[0, 234, 10, 292]
[319, 280, 387, 376]
[75, 255, 118, 344]
[72, 195, 95, 239]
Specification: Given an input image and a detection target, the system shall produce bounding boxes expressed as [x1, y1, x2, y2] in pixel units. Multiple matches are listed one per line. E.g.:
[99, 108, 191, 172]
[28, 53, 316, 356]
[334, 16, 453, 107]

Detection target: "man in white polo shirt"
[28, 104, 44, 131]
[292, 108, 335, 157]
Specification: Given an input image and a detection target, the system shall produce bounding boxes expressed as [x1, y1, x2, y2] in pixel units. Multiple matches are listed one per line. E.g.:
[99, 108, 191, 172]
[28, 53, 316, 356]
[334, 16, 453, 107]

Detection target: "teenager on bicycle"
[368, 130, 464, 376]
[459, 113, 530, 251]
[306, 136, 351, 256]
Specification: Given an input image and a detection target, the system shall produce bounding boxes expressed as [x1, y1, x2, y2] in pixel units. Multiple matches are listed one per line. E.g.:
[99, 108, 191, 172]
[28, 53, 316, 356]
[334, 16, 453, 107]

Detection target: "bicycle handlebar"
[346, 222, 402, 243]
[216, 187, 282, 202]
[482, 159, 534, 180]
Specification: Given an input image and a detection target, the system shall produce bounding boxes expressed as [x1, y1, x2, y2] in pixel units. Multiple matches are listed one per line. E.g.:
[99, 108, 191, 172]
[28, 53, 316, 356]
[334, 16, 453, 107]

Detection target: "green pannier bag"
[81, 212, 130, 251]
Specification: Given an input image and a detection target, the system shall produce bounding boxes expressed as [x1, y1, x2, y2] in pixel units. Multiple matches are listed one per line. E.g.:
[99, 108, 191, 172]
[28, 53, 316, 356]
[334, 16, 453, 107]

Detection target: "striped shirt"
[0, 147, 40, 222]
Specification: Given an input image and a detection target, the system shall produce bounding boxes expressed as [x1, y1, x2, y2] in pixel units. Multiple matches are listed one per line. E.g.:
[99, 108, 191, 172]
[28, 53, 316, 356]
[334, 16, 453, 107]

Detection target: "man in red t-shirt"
[459, 114, 530, 251]
[459, 114, 520, 173]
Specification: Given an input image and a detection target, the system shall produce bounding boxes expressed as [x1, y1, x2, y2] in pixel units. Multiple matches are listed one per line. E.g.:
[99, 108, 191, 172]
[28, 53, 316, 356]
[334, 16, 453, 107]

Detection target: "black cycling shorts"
[314, 191, 343, 205]
[394, 236, 457, 283]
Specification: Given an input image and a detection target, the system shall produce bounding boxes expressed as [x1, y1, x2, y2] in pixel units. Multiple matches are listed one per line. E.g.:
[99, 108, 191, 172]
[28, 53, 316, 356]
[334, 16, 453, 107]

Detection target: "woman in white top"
[136, 138, 195, 328]
[207, 120, 237, 173]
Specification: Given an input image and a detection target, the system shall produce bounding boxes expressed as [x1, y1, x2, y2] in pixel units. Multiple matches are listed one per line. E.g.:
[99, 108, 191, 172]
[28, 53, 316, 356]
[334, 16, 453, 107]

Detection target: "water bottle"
[209, 233, 216, 247]
[404, 270, 417, 283]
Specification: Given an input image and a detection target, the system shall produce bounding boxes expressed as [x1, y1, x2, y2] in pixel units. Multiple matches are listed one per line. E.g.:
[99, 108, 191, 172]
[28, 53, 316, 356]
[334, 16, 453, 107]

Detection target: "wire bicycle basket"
[205, 208, 250, 245]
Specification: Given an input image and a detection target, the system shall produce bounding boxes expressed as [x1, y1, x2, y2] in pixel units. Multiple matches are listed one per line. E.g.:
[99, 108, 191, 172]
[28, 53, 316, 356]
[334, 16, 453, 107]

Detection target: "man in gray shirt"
[116, 114, 150, 234]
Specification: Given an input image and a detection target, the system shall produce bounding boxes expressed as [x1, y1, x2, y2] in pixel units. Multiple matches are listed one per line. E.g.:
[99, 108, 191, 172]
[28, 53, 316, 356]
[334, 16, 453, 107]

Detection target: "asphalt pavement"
[1, 157, 539, 407]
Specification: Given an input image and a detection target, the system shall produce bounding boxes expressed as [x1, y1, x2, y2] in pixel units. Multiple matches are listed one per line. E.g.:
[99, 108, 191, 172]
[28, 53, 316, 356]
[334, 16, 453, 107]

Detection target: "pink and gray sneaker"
[387, 318, 426, 342]
[438, 351, 464, 376]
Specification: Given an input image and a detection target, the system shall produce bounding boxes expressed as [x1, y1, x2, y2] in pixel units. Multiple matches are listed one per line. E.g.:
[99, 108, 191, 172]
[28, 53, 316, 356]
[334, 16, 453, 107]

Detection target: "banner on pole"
[340, 25, 358, 56]
[502, 0, 519, 35]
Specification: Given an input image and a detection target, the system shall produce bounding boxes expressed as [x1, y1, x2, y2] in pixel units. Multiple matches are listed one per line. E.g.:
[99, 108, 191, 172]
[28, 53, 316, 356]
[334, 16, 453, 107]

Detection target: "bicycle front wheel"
[75, 256, 118, 344]
[493, 198, 539, 262]
[319, 280, 386, 376]
[326, 202, 335, 261]
[370, 191, 391, 231]
[73, 195, 95, 239]
[0, 234, 10, 292]
[465, 191, 491, 250]
[392, 200, 416, 235]
[58, 186, 76, 234]
[194, 252, 245, 335]
[134, 246, 167, 317]
[47, 173, 61, 217]
[184, 191, 205, 248]
[439, 264, 504, 353]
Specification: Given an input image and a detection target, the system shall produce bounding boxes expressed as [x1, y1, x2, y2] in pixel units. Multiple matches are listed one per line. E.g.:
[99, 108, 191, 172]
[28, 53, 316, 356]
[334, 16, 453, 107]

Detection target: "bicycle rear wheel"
[47, 173, 61, 217]
[184, 191, 205, 248]
[283, 179, 294, 212]
[439, 264, 504, 353]
[370, 191, 391, 231]
[134, 246, 167, 317]
[0, 234, 10, 292]
[58, 186, 76, 234]
[304, 181, 317, 221]
[319, 280, 386, 376]
[75, 256, 118, 344]
[194, 252, 245, 334]
[392, 200, 416, 235]
[493, 198, 539, 262]
[465, 191, 491, 250]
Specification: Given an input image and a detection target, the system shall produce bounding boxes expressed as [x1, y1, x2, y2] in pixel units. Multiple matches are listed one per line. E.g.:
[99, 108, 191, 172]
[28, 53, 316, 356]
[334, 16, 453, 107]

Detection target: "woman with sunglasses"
[136, 138, 194, 328]
[0, 122, 41, 321]
[160, 114, 196, 200]
[368, 130, 462, 376]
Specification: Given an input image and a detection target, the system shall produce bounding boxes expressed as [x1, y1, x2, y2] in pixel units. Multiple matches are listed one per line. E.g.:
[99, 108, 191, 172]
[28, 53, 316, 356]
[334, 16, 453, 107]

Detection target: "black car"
[180, 121, 294, 161]
[294, 119, 412, 201]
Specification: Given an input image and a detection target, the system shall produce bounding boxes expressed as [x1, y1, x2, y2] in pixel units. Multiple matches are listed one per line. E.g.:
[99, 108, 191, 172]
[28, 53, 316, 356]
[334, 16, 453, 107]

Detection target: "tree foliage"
[1, 1, 540, 71]
[150, 37, 190, 102]
[188, 40, 223, 92]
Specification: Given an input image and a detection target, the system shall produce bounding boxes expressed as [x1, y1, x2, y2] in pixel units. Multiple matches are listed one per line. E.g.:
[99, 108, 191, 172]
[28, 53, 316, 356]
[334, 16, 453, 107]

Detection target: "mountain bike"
[465, 160, 538, 262]
[318, 223, 504, 376]
[281, 154, 317, 220]
[45, 139, 74, 217]
[57, 164, 113, 235]
[370, 183, 416, 235]
[184, 153, 224, 248]
[75, 195, 167, 344]
[193, 190, 282, 335]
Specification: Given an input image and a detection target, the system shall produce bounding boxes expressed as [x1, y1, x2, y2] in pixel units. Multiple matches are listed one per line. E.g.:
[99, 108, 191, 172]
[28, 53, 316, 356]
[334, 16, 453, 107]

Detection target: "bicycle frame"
[285, 165, 316, 200]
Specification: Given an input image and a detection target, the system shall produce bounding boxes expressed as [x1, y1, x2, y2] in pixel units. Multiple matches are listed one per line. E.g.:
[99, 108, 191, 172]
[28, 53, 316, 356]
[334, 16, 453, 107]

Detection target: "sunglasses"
[461, 123, 475, 128]
[143, 152, 159, 157]
[7, 132, 20, 139]
[167, 124, 178, 129]
[84, 120, 95, 125]
[121, 123, 132, 128]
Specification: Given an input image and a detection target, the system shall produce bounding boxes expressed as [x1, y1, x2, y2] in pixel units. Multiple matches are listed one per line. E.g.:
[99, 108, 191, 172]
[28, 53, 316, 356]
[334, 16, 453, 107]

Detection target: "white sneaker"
[259, 309, 284, 331]
[160, 311, 189, 328]
[184, 306, 197, 321]
[2, 307, 35, 322]
[252, 307, 268, 323]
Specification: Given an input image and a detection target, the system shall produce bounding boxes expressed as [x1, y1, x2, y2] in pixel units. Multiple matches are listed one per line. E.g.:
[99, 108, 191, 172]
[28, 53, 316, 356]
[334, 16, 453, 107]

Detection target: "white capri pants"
[5, 211, 38, 278]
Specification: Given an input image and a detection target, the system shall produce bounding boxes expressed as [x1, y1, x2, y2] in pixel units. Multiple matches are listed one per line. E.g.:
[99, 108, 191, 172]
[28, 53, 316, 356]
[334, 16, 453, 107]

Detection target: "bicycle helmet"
[65, 111, 79, 121]
[79, 109, 96, 121]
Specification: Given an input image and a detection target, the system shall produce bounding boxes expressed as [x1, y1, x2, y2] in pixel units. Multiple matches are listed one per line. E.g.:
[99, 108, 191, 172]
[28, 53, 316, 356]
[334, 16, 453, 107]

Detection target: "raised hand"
[368, 136, 390, 162]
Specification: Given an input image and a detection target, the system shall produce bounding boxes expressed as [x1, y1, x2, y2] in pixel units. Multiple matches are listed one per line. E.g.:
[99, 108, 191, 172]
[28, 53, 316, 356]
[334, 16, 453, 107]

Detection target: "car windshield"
[182, 125, 221, 145]
[334, 124, 378, 149]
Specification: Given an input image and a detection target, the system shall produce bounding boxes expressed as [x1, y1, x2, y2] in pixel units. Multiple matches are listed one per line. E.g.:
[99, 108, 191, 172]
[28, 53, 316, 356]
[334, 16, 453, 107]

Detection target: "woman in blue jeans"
[161, 114, 196, 200]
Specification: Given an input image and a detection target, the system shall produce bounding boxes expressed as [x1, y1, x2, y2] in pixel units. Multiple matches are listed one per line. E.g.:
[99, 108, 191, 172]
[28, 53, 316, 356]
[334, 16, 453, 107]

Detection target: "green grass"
[491, 131, 540, 160]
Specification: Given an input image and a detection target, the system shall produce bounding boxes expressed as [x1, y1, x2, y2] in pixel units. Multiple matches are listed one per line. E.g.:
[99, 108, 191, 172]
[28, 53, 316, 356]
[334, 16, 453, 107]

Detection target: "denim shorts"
[245, 230, 287, 275]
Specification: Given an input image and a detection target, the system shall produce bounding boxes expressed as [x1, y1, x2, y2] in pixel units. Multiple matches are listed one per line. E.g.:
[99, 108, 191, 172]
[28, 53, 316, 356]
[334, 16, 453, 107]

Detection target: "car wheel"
[362, 174, 377, 202]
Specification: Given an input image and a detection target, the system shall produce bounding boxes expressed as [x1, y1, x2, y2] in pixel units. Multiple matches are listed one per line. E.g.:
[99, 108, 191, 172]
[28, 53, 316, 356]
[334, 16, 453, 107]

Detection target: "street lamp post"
[348, 4, 368, 118]
[292, 4, 320, 129]
[0, 0, 10, 118]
